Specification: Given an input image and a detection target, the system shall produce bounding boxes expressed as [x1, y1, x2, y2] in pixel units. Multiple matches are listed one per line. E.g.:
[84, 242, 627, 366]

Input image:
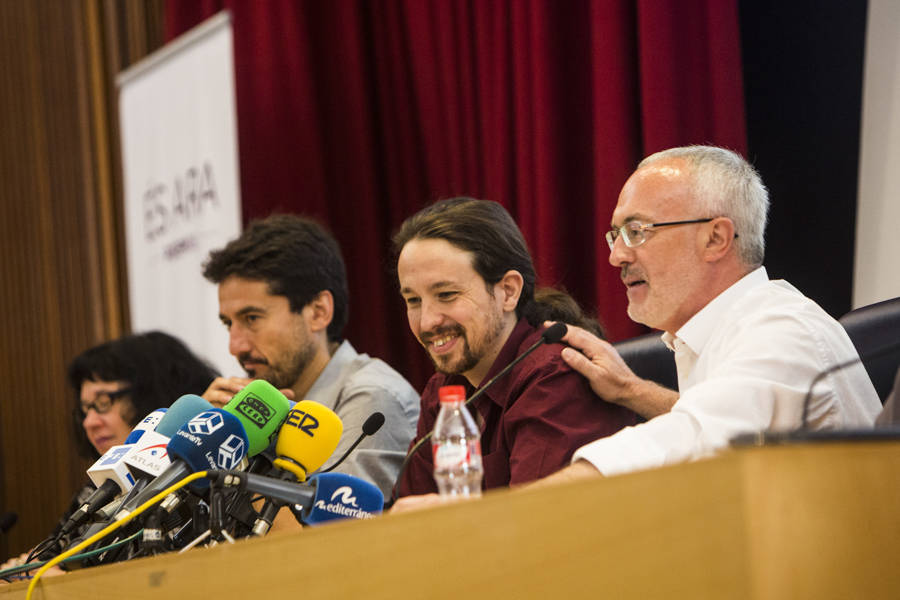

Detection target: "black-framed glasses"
[605, 218, 717, 250]
[79, 387, 132, 416]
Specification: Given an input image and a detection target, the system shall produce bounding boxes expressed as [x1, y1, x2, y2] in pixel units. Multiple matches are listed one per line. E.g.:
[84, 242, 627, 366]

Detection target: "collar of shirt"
[661, 266, 770, 356]
[303, 339, 359, 411]
[435, 318, 537, 410]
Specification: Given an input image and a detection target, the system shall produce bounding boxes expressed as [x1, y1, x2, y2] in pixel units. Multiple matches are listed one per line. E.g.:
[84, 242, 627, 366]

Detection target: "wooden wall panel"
[0, 0, 163, 560]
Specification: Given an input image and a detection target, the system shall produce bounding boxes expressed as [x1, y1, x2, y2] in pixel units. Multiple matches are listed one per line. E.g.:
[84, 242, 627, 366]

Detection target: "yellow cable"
[26, 471, 209, 600]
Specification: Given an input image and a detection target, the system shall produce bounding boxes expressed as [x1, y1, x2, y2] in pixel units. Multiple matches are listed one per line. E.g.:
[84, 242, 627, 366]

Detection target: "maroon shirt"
[395, 319, 639, 497]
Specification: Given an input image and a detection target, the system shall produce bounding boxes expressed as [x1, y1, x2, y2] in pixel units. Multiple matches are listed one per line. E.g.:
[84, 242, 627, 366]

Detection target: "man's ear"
[305, 290, 334, 333]
[702, 217, 737, 263]
[495, 270, 524, 313]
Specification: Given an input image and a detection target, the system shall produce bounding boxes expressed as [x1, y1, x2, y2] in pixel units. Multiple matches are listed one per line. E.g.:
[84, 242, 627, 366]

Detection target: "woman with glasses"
[1, 332, 218, 580]
[69, 331, 219, 459]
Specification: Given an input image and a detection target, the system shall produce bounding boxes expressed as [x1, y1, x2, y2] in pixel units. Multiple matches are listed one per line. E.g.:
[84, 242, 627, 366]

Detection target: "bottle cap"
[438, 385, 466, 404]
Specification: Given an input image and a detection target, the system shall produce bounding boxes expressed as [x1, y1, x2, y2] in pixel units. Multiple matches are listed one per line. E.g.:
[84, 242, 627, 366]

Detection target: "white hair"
[638, 145, 769, 267]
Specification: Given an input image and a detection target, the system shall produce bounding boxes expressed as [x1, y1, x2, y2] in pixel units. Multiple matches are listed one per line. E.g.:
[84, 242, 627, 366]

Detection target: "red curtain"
[166, 0, 746, 391]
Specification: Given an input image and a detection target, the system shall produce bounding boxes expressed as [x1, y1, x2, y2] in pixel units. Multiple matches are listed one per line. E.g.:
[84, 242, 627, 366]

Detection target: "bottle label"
[432, 439, 481, 470]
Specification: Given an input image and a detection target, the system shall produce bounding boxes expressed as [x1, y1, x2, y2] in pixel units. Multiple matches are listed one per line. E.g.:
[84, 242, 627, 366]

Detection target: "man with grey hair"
[542, 145, 881, 482]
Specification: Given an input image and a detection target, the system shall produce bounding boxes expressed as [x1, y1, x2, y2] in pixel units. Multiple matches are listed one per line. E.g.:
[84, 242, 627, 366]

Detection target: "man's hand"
[549, 322, 639, 401]
[201, 376, 295, 407]
[522, 460, 601, 491]
[1, 552, 29, 572]
[202, 377, 254, 408]
[391, 493, 474, 514]
[547, 322, 677, 419]
[0, 552, 66, 582]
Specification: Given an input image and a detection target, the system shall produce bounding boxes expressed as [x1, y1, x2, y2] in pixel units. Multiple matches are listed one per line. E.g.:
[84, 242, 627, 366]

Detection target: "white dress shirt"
[573, 267, 882, 476]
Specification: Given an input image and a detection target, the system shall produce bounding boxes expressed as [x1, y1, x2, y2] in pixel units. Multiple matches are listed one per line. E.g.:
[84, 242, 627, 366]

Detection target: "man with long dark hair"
[392, 198, 638, 506]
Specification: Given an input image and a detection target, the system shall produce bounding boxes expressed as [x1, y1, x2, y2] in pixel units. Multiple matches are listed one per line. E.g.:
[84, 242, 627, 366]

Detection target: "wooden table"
[3, 441, 898, 599]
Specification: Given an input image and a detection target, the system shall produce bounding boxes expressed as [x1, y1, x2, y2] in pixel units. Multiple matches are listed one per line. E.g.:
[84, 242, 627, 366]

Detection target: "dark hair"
[393, 197, 603, 336]
[203, 214, 349, 343]
[68, 331, 219, 458]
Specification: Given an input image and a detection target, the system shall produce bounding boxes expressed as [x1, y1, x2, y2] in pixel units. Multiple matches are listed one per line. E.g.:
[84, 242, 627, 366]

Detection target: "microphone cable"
[319, 412, 385, 473]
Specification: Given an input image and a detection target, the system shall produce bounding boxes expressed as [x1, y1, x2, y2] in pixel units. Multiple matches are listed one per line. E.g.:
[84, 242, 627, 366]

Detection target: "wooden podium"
[3, 441, 899, 599]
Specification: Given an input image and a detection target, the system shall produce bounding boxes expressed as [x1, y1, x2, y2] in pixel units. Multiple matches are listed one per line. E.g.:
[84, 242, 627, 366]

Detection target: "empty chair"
[612, 331, 678, 393]
[839, 296, 900, 403]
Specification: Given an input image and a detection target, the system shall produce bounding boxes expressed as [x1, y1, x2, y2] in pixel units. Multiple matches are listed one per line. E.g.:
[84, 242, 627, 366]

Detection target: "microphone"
[251, 400, 343, 535]
[463, 322, 568, 410]
[58, 394, 212, 552]
[221, 379, 292, 456]
[196, 381, 289, 538]
[113, 408, 251, 520]
[123, 395, 214, 479]
[393, 321, 569, 497]
[62, 447, 136, 536]
[60, 408, 171, 536]
[208, 471, 383, 525]
[155, 395, 215, 437]
[319, 412, 385, 473]
[302, 472, 383, 525]
[271, 400, 344, 482]
[0, 511, 16, 534]
[83, 396, 213, 523]
[136, 384, 291, 544]
[124, 408, 167, 444]
[730, 338, 900, 446]
[209, 471, 316, 506]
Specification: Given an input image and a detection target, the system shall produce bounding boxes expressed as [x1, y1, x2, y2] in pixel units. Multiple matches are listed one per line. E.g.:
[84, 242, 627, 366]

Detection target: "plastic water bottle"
[432, 385, 483, 498]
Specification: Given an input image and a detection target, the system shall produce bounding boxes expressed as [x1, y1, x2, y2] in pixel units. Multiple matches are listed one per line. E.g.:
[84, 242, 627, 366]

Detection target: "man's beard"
[426, 307, 506, 377]
[239, 336, 316, 391]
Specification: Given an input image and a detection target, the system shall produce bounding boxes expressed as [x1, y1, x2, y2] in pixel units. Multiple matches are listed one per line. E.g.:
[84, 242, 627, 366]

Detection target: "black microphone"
[464, 321, 567, 410]
[59, 480, 122, 537]
[730, 339, 900, 446]
[208, 471, 317, 507]
[0, 511, 16, 534]
[319, 412, 386, 473]
[392, 321, 568, 499]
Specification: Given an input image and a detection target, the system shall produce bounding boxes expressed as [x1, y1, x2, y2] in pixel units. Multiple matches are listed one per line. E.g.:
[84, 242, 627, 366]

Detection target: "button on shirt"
[573, 267, 882, 477]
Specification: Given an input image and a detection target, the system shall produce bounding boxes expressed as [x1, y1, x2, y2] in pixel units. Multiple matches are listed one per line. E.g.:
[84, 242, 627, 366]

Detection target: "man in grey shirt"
[201, 215, 419, 500]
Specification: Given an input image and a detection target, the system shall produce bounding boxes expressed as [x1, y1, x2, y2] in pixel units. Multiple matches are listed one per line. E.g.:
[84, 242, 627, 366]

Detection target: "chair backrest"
[839, 296, 900, 403]
[612, 332, 678, 392]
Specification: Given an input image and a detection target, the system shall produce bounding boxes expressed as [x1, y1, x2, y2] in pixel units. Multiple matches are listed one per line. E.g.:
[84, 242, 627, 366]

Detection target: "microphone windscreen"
[273, 400, 343, 482]
[155, 395, 213, 437]
[123, 430, 172, 477]
[125, 408, 168, 444]
[542, 321, 568, 344]
[362, 412, 385, 436]
[87, 444, 137, 491]
[303, 472, 383, 525]
[167, 409, 249, 473]
[0, 511, 16, 534]
[223, 380, 291, 456]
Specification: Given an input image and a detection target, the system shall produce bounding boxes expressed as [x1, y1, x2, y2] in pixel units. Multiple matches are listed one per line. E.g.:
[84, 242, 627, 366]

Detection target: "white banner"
[118, 12, 241, 376]
[855, 0, 900, 307]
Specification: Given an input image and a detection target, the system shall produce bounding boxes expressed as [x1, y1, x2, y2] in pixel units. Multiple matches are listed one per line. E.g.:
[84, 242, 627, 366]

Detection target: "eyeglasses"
[79, 387, 132, 416]
[605, 218, 717, 250]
